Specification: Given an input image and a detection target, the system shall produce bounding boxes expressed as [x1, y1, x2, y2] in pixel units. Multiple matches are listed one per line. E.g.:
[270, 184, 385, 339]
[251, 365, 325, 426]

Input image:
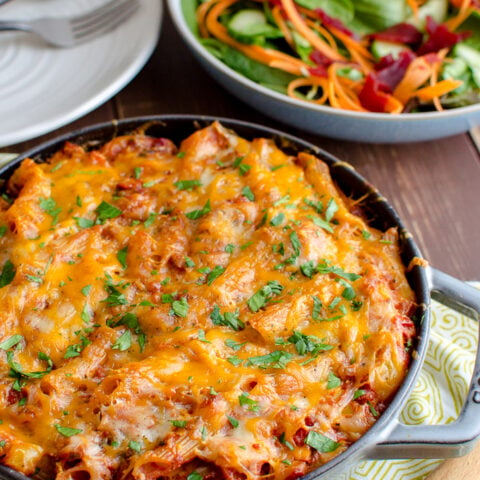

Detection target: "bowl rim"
[167, 0, 480, 123]
[0, 114, 432, 479]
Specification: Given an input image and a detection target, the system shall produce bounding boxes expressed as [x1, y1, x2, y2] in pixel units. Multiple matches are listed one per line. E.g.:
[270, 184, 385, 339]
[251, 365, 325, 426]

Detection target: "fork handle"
[0, 20, 33, 33]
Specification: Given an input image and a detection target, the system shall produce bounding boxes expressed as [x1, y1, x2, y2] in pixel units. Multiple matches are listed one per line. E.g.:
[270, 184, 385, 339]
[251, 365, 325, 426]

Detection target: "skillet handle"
[369, 268, 480, 460]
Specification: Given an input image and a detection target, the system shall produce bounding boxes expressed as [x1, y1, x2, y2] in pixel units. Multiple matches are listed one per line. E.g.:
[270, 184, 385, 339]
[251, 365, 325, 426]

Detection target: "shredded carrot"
[287, 77, 329, 104]
[393, 57, 433, 103]
[416, 79, 464, 102]
[306, 20, 338, 52]
[272, 6, 294, 49]
[328, 65, 365, 112]
[197, 0, 219, 38]
[280, 0, 345, 61]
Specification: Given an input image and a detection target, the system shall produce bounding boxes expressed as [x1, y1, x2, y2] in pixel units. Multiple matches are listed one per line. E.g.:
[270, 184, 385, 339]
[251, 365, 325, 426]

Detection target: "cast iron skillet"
[0, 115, 479, 480]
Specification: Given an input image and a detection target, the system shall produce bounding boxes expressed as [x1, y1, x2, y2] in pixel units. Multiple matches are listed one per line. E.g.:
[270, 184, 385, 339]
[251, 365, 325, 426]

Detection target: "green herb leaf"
[174, 179, 202, 190]
[305, 431, 340, 453]
[300, 261, 316, 278]
[54, 424, 83, 437]
[246, 350, 292, 369]
[210, 305, 245, 331]
[327, 372, 342, 389]
[312, 295, 323, 320]
[287, 331, 333, 357]
[227, 415, 239, 428]
[241, 186, 255, 201]
[0, 334, 23, 350]
[112, 330, 132, 351]
[128, 440, 142, 453]
[39, 197, 62, 225]
[117, 246, 128, 269]
[186, 199, 211, 220]
[0, 225, 8, 237]
[353, 389, 366, 400]
[247, 281, 284, 312]
[207, 265, 226, 285]
[225, 244, 235, 253]
[187, 472, 203, 480]
[95, 201, 122, 222]
[172, 297, 189, 318]
[311, 216, 334, 233]
[144, 212, 157, 227]
[81, 285, 92, 296]
[74, 217, 94, 229]
[325, 198, 338, 222]
[0, 259, 16, 288]
[170, 420, 187, 428]
[270, 213, 285, 226]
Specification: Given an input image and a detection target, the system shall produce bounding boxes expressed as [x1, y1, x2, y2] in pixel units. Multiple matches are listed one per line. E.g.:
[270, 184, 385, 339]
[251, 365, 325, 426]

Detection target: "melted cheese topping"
[0, 123, 416, 480]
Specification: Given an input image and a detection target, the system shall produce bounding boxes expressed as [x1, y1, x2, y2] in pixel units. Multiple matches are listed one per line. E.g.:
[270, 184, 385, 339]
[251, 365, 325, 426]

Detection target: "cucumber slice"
[454, 43, 480, 88]
[406, 0, 448, 29]
[227, 9, 281, 44]
[371, 40, 408, 60]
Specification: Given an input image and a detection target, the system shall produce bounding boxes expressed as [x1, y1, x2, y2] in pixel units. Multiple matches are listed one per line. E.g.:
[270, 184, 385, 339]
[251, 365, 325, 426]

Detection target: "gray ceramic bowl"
[167, 0, 480, 144]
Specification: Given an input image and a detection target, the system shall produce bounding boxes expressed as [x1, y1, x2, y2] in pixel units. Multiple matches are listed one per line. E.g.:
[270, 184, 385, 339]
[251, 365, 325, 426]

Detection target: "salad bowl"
[168, 0, 480, 143]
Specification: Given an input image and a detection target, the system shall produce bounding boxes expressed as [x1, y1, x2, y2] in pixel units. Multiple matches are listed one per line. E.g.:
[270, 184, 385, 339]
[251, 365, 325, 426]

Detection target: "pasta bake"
[0, 122, 416, 480]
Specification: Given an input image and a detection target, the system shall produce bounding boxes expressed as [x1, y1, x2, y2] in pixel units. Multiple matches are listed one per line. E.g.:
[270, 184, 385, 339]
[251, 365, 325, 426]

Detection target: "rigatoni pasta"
[0, 123, 416, 480]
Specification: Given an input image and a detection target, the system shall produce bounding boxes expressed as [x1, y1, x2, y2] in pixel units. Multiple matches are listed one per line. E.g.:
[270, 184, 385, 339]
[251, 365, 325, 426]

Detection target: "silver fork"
[0, 0, 140, 48]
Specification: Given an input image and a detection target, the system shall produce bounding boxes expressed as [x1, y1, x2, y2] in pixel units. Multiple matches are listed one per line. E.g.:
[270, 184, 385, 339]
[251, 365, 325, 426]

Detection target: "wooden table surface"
[2, 6, 480, 479]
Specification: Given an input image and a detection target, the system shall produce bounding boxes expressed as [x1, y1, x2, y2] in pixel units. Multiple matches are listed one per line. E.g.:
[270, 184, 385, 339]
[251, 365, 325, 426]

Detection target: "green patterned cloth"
[0, 154, 476, 480]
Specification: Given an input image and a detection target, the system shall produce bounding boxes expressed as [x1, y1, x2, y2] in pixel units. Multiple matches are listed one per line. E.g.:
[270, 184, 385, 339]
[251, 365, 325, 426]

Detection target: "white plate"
[0, 0, 162, 148]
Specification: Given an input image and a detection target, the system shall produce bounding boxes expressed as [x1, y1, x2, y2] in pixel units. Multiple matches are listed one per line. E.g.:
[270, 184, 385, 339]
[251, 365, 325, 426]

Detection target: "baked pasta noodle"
[0, 122, 416, 480]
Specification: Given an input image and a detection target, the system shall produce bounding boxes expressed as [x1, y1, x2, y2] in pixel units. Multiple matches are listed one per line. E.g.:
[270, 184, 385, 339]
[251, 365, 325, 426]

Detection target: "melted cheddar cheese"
[0, 123, 416, 480]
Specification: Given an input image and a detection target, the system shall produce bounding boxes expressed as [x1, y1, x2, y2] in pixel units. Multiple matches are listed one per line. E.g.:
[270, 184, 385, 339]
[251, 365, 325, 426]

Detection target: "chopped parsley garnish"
[0, 259, 16, 288]
[270, 213, 285, 226]
[133, 167, 142, 179]
[64, 335, 91, 358]
[353, 389, 366, 400]
[110, 312, 146, 352]
[39, 197, 62, 225]
[225, 339, 246, 351]
[117, 246, 128, 269]
[224, 244, 235, 254]
[0, 225, 7, 237]
[210, 305, 245, 331]
[184, 257, 196, 268]
[170, 420, 187, 428]
[144, 212, 157, 227]
[362, 229, 371, 239]
[7, 351, 53, 391]
[273, 194, 290, 207]
[0, 334, 23, 351]
[174, 179, 202, 190]
[316, 260, 361, 282]
[289, 231, 301, 257]
[102, 276, 128, 307]
[311, 216, 334, 233]
[74, 217, 94, 229]
[227, 416, 239, 428]
[227, 356, 243, 366]
[245, 350, 292, 369]
[171, 297, 189, 318]
[327, 372, 342, 389]
[325, 198, 338, 222]
[305, 431, 340, 453]
[112, 330, 132, 351]
[128, 441, 142, 453]
[206, 265, 225, 285]
[286, 331, 333, 357]
[95, 201, 122, 222]
[241, 186, 255, 201]
[187, 472, 203, 480]
[300, 261, 316, 278]
[247, 281, 284, 312]
[80, 304, 91, 324]
[81, 285, 92, 296]
[239, 392, 259, 412]
[279, 433, 295, 451]
[368, 401, 379, 417]
[54, 424, 83, 437]
[186, 200, 211, 220]
[304, 198, 323, 214]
